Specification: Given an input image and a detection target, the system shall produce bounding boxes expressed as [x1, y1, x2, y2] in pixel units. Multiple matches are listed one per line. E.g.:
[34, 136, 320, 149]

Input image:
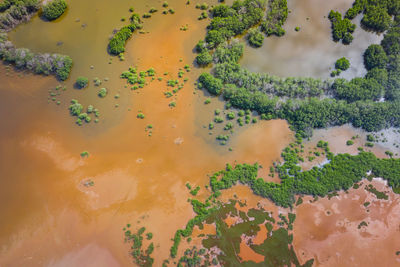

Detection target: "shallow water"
[294, 180, 400, 266]
[241, 0, 382, 79]
[0, 1, 292, 266]
[0, 0, 397, 266]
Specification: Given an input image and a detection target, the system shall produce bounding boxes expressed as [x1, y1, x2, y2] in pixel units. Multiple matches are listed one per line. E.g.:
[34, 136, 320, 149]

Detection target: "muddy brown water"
[294, 179, 400, 266]
[0, 0, 291, 266]
[0, 0, 397, 266]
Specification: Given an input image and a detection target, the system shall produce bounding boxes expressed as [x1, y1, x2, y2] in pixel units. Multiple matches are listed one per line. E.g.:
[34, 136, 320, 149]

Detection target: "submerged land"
[0, 0, 400, 266]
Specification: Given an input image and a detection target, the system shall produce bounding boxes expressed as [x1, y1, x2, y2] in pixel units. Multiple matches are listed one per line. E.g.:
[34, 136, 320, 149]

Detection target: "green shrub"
[363, 44, 388, 70]
[214, 116, 224, 123]
[55, 55, 73, 81]
[261, 0, 288, 37]
[196, 51, 213, 66]
[335, 57, 350, 71]
[247, 28, 264, 48]
[80, 151, 89, 157]
[42, 0, 67, 21]
[69, 99, 83, 116]
[366, 134, 375, 142]
[108, 14, 142, 55]
[205, 0, 265, 48]
[98, 88, 107, 98]
[76, 76, 89, 88]
[362, 6, 391, 33]
[224, 122, 233, 130]
[226, 112, 235, 120]
[346, 140, 354, 146]
[328, 10, 356, 44]
[198, 73, 223, 95]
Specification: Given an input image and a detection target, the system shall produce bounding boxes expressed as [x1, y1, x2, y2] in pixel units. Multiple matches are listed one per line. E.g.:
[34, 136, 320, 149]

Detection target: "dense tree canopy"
[333, 77, 383, 102]
[204, 0, 265, 49]
[361, 5, 392, 32]
[364, 44, 388, 70]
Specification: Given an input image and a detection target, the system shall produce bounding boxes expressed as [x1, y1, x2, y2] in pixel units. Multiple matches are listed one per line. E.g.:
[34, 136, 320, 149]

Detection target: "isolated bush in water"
[335, 57, 350, 71]
[76, 76, 89, 88]
[42, 0, 67, 21]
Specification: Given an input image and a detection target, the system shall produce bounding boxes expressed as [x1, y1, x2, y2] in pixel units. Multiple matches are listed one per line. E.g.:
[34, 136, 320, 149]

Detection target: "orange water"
[0, 1, 292, 265]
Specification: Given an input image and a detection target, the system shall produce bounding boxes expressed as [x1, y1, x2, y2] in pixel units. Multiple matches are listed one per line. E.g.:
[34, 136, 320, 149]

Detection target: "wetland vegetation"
[0, 0, 72, 80]
[2, 0, 400, 266]
[42, 0, 67, 21]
